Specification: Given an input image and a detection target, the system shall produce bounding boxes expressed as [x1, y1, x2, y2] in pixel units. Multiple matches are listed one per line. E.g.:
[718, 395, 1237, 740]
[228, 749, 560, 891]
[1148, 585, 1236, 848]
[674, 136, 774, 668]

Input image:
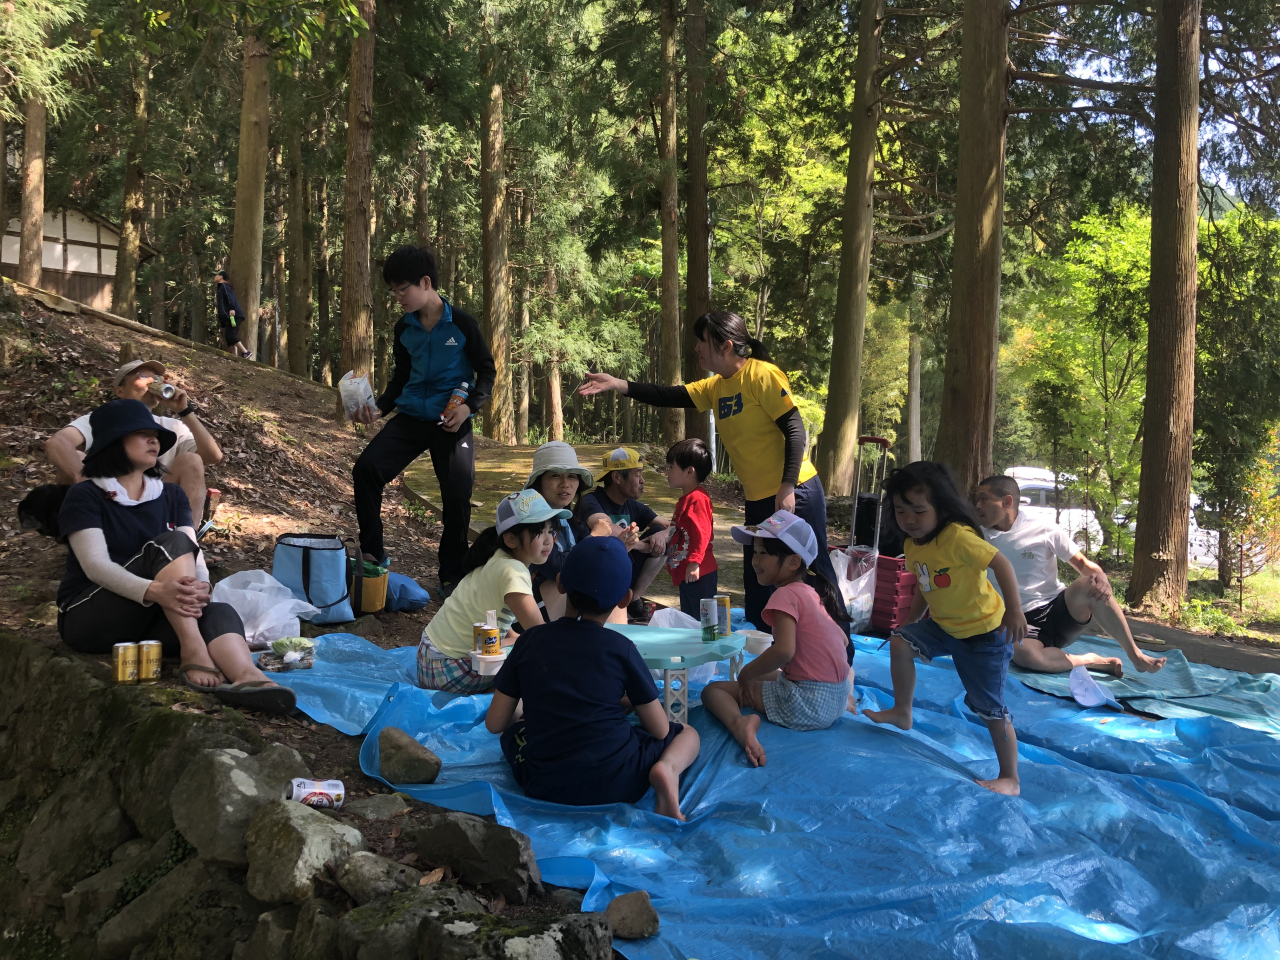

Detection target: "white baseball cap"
[730, 510, 819, 566]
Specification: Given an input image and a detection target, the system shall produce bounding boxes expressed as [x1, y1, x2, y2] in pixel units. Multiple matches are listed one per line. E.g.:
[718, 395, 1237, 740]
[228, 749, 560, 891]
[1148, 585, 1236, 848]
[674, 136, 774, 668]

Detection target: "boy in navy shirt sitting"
[485, 536, 701, 820]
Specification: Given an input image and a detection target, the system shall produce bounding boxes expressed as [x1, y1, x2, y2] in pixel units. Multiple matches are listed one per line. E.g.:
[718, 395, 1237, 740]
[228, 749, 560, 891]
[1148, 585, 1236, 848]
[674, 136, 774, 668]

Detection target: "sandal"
[178, 662, 226, 692]
[214, 680, 296, 716]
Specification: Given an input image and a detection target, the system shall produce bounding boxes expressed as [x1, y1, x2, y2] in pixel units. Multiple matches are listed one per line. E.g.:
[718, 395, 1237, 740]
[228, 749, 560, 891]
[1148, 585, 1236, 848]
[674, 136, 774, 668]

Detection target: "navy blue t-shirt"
[494, 618, 660, 792]
[57, 482, 193, 605]
[578, 491, 657, 534]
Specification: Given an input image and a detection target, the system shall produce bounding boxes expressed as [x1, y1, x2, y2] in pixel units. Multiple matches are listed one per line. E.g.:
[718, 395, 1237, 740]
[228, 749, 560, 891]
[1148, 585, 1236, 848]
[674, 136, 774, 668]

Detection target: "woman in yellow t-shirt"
[862, 461, 1028, 797]
[578, 311, 836, 631]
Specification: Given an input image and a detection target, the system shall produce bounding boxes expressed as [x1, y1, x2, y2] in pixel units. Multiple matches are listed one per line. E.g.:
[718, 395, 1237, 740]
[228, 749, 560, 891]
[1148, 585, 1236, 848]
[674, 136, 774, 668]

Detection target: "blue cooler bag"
[272, 534, 354, 624]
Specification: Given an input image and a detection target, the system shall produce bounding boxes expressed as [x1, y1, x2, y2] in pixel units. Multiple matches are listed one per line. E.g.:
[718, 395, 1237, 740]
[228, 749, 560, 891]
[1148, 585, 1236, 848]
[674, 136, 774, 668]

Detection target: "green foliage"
[0, 0, 90, 121]
[1180, 598, 1247, 636]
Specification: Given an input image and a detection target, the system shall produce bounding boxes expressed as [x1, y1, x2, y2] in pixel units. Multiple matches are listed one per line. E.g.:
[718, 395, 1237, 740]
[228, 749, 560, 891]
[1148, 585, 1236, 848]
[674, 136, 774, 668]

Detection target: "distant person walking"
[578, 310, 836, 631]
[214, 271, 252, 359]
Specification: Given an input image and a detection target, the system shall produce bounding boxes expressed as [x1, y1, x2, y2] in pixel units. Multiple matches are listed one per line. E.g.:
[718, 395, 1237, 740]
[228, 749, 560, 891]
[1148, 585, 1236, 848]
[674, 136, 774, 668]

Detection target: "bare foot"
[863, 705, 913, 731]
[649, 761, 685, 821]
[1133, 654, 1167, 674]
[734, 714, 766, 767]
[977, 776, 1020, 796]
[180, 651, 224, 688]
[1091, 657, 1125, 678]
[846, 692, 860, 715]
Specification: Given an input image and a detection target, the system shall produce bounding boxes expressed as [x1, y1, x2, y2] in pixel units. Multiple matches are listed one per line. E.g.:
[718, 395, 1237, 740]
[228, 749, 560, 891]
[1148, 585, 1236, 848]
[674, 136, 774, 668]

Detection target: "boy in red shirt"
[663, 438, 719, 618]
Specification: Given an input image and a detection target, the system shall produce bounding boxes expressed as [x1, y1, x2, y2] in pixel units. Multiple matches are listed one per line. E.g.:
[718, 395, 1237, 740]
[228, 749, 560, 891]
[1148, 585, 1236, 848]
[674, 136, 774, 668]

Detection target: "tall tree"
[516, 193, 533, 443]
[316, 172, 333, 385]
[415, 142, 432, 247]
[17, 95, 45, 287]
[1127, 0, 1202, 613]
[683, 0, 710, 443]
[112, 51, 149, 319]
[814, 0, 881, 495]
[658, 0, 683, 446]
[228, 33, 271, 353]
[481, 41, 515, 443]
[907, 330, 921, 462]
[286, 125, 312, 377]
[148, 189, 165, 330]
[932, 0, 1008, 491]
[340, 0, 376, 396]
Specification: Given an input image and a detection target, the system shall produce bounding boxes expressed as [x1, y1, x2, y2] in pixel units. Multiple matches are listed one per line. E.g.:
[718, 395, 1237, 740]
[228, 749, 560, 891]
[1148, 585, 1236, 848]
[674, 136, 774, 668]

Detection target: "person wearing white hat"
[524, 441, 613, 621]
[46, 358, 223, 523]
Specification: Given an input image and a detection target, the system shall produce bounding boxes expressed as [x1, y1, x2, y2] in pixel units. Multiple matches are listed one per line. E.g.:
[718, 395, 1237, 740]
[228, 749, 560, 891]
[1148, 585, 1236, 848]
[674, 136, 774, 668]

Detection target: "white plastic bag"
[211, 570, 320, 650]
[831, 545, 877, 633]
[338, 370, 377, 418]
[648, 607, 719, 684]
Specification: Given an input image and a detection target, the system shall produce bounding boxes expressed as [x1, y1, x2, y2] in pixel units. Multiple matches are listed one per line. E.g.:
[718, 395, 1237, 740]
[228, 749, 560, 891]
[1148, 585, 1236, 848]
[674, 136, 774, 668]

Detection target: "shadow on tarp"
[277, 633, 1280, 959]
[1011, 635, 1280, 735]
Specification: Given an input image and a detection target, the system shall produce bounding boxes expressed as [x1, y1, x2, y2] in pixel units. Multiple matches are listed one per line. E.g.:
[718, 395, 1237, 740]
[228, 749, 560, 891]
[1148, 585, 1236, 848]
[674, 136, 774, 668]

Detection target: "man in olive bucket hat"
[578, 446, 671, 622]
[524, 441, 610, 621]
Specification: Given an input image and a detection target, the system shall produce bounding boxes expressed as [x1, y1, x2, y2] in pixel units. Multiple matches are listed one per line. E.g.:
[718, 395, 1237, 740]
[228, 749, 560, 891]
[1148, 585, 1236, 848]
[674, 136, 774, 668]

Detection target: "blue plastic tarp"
[282, 632, 1280, 959]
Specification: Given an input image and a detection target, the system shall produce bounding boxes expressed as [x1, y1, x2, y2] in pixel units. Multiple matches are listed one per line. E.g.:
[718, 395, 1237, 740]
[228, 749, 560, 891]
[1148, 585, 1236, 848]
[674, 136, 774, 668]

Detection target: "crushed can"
[138, 640, 162, 683]
[700, 598, 718, 643]
[284, 778, 345, 809]
[113, 642, 139, 684]
[714, 594, 731, 636]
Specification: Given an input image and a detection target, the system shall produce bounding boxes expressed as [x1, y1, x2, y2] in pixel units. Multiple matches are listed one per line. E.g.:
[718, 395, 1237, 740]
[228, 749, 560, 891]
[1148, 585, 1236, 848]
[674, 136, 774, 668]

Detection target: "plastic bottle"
[439, 381, 471, 424]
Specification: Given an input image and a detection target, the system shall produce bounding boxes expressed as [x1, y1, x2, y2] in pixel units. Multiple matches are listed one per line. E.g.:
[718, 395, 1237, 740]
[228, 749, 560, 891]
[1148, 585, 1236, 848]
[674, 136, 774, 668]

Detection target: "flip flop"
[178, 662, 226, 692]
[214, 680, 296, 716]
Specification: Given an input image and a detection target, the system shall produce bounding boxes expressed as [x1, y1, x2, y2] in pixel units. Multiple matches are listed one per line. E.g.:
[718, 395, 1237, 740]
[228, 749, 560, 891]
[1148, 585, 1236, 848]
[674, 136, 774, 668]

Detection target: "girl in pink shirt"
[701, 510, 852, 766]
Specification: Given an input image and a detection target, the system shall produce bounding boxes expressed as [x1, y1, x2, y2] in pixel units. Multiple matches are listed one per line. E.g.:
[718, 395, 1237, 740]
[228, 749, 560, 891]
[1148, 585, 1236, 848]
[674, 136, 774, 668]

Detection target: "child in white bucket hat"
[701, 510, 853, 766]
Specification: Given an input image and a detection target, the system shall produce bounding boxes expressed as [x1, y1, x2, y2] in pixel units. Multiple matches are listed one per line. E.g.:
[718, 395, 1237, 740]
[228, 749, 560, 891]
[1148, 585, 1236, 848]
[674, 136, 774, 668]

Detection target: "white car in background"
[1005, 466, 1217, 567]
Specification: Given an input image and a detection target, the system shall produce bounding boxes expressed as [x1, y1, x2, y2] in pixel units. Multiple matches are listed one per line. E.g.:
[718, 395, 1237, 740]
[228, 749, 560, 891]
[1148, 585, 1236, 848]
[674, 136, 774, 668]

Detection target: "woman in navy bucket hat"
[55, 399, 295, 715]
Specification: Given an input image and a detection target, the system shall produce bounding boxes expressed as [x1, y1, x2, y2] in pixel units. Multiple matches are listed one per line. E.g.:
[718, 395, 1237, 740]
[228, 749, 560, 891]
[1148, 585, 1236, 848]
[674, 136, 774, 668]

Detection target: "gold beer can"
[473, 623, 487, 651]
[715, 595, 732, 636]
[138, 641, 163, 683]
[479, 626, 501, 656]
[112, 642, 140, 684]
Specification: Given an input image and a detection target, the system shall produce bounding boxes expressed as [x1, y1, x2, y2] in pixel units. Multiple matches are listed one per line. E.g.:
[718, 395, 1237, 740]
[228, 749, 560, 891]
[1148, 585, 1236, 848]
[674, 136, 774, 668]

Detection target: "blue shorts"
[895, 618, 1013, 722]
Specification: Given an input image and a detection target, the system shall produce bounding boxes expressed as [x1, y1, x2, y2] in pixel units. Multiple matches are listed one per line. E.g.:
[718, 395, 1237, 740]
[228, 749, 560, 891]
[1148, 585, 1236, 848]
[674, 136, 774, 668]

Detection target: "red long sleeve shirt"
[666, 487, 718, 585]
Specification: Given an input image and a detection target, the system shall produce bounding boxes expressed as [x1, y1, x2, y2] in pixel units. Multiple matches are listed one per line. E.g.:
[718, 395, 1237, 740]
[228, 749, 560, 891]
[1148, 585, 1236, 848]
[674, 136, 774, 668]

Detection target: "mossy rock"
[417, 910, 612, 959]
[126, 874, 263, 960]
[336, 884, 483, 960]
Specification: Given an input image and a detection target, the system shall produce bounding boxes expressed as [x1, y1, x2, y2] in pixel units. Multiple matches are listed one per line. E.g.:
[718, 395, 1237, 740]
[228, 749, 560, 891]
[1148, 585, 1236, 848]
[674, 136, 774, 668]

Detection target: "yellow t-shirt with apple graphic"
[904, 522, 1005, 639]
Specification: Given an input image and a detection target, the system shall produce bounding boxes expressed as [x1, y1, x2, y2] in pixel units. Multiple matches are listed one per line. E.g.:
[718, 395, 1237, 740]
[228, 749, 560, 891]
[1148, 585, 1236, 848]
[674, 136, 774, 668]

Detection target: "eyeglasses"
[390, 283, 414, 297]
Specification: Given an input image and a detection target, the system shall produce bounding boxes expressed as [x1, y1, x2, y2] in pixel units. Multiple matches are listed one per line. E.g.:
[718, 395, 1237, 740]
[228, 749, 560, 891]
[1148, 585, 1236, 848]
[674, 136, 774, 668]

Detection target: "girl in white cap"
[418, 490, 569, 693]
[701, 510, 853, 766]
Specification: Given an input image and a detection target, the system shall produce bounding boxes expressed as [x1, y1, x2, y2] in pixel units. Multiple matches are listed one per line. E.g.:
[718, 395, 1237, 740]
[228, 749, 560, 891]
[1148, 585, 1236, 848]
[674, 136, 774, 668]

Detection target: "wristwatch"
[178, 404, 198, 418]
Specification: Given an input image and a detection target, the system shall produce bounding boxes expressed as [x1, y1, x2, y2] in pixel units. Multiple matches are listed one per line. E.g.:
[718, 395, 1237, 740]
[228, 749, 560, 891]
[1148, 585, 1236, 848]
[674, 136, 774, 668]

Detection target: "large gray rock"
[292, 898, 341, 960]
[128, 869, 264, 960]
[604, 890, 660, 940]
[244, 799, 368, 904]
[255, 743, 312, 794]
[335, 884, 483, 960]
[342, 793, 411, 822]
[405, 813, 543, 904]
[97, 858, 212, 959]
[62, 831, 175, 938]
[232, 905, 298, 960]
[171, 748, 274, 866]
[121, 708, 255, 839]
[378, 727, 441, 785]
[418, 912, 612, 959]
[15, 757, 134, 906]
[334, 851, 423, 904]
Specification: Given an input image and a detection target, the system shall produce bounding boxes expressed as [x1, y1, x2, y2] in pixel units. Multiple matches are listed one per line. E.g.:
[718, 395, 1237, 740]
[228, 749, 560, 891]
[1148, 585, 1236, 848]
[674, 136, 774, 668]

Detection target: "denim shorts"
[896, 618, 1013, 722]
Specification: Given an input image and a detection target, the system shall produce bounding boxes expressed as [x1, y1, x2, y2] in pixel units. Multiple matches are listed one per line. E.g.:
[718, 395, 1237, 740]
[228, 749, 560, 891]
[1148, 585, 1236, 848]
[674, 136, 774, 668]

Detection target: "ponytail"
[809, 569, 852, 628]
[460, 519, 555, 580]
[693, 311, 771, 364]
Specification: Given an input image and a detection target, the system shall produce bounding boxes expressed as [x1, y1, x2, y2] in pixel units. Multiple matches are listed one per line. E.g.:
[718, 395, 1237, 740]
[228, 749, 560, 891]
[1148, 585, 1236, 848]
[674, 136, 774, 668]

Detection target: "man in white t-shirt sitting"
[974, 475, 1166, 677]
[45, 359, 224, 520]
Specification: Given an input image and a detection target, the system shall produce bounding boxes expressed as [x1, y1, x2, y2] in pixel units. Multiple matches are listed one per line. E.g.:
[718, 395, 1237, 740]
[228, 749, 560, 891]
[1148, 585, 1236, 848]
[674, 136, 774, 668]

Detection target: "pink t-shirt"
[761, 582, 849, 684]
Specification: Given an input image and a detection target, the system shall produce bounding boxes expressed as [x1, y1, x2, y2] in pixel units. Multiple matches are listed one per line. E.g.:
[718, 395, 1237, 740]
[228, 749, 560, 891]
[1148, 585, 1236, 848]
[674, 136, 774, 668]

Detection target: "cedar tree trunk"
[481, 77, 515, 443]
[658, 0, 684, 446]
[286, 127, 312, 377]
[683, 0, 710, 443]
[112, 55, 149, 319]
[907, 331, 922, 462]
[18, 97, 46, 288]
[340, 0, 377, 397]
[228, 33, 271, 356]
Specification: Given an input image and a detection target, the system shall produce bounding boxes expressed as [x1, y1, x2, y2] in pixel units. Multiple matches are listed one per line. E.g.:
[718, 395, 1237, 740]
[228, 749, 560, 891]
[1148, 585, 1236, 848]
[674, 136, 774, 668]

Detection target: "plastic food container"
[470, 650, 508, 676]
[740, 630, 773, 655]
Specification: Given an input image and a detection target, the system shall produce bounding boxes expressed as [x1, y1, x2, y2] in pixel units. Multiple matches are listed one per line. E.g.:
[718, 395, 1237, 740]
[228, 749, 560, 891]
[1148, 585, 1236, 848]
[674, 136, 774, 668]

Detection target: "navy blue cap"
[560, 536, 633, 610]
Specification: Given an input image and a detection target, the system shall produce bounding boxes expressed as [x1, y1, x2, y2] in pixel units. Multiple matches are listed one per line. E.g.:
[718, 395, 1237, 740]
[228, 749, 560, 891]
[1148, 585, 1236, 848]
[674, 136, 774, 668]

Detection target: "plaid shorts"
[760, 675, 849, 732]
[416, 643, 496, 695]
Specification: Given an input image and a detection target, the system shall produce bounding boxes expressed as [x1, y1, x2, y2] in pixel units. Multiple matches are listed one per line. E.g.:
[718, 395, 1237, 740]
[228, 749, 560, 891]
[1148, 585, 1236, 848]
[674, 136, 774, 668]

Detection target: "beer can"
[138, 640, 163, 683]
[112, 642, 140, 684]
[146, 381, 177, 399]
[699, 598, 718, 643]
[479, 626, 501, 656]
[714, 594, 731, 636]
[472, 623, 487, 651]
[283, 778, 345, 810]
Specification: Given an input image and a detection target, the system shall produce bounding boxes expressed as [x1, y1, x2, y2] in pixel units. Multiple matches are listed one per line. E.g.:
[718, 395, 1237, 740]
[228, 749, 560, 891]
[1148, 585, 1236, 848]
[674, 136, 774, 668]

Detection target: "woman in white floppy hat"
[525, 441, 612, 621]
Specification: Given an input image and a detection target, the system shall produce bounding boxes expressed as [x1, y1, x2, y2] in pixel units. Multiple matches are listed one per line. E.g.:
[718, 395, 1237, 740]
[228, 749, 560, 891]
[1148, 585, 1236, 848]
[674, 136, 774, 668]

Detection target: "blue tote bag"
[272, 534, 355, 624]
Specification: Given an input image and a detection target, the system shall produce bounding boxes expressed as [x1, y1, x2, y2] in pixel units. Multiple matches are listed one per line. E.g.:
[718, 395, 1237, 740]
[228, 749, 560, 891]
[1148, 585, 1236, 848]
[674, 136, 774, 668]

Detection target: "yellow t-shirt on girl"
[684, 358, 818, 501]
[905, 523, 1005, 639]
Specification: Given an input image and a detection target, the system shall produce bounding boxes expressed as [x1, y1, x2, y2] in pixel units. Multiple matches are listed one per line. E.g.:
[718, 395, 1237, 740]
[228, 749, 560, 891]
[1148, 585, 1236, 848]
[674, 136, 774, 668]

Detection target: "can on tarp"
[138, 640, 162, 683]
[714, 594, 731, 636]
[699, 598, 718, 643]
[479, 626, 501, 656]
[283, 778, 345, 809]
[472, 623, 487, 651]
[113, 642, 140, 684]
